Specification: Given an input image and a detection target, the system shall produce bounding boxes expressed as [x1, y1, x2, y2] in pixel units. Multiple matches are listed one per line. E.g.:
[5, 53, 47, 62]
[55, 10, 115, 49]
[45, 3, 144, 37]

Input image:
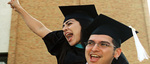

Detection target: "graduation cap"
[88, 14, 149, 62]
[59, 5, 98, 23]
[90, 14, 135, 47]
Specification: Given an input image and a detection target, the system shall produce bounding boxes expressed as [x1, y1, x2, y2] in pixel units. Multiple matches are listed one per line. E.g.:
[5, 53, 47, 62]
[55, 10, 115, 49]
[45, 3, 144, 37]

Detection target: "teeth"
[66, 33, 69, 36]
[66, 33, 72, 36]
[66, 33, 73, 37]
[91, 55, 100, 58]
[65, 33, 73, 40]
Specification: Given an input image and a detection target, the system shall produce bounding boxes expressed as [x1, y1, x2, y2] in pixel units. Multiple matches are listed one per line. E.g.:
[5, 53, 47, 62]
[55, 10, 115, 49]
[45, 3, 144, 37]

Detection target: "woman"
[8, 0, 98, 64]
[8, 0, 129, 64]
[43, 5, 99, 64]
[85, 14, 136, 64]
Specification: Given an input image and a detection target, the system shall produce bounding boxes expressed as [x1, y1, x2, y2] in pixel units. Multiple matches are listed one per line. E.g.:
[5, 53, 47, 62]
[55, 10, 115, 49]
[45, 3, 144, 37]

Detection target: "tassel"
[129, 26, 150, 62]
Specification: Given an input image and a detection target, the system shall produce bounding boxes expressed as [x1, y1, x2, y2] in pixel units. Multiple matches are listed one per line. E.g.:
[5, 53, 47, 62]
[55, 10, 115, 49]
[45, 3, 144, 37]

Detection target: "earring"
[115, 57, 118, 60]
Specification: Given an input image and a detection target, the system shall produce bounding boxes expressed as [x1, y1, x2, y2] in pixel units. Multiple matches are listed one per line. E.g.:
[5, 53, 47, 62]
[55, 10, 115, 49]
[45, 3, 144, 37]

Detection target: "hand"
[8, 0, 22, 11]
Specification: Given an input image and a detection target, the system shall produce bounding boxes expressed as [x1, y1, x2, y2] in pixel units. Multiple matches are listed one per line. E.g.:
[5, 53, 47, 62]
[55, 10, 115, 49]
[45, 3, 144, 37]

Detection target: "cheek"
[71, 25, 81, 33]
[103, 48, 114, 58]
[85, 47, 89, 60]
[75, 27, 81, 34]
[85, 46, 91, 56]
[73, 26, 81, 39]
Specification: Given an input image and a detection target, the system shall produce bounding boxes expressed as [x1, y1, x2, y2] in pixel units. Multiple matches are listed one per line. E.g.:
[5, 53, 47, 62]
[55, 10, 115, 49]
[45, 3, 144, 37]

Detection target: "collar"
[75, 44, 84, 49]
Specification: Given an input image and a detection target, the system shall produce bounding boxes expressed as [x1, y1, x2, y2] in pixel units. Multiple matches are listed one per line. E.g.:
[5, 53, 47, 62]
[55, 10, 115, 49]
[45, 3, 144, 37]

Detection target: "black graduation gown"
[112, 52, 129, 64]
[42, 30, 86, 64]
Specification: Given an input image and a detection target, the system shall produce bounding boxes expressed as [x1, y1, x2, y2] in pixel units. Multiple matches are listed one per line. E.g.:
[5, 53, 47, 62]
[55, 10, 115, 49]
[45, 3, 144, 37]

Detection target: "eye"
[100, 41, 110, 47]
[87, 41, 95, 45]
[88, 42, 92, 44]
[67, 23, 72, 26]
[101, 43, 109, 46]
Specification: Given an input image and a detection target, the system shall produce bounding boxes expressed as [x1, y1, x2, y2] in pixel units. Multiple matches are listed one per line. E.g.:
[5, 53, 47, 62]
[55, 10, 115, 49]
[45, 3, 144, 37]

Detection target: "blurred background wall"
[7, 0, 150, 64]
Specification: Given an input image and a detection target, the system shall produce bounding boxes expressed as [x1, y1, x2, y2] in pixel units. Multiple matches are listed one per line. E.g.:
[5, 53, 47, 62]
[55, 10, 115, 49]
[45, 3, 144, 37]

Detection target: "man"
[85, 14, 137, 64]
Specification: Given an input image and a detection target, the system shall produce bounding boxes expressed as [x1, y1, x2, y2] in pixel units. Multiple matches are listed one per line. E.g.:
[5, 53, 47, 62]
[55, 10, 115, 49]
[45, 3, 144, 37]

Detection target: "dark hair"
[112, 39, 120, 51]
[73, 18, 93, 48]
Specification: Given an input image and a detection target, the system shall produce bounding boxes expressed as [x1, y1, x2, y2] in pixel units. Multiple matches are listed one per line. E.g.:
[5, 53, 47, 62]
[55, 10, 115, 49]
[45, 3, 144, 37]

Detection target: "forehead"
[89, 35, 113, 43]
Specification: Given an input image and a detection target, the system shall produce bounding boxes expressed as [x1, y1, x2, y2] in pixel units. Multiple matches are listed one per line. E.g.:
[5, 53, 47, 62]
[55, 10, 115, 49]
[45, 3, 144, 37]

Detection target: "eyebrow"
[64, 20, 72, 25]
[88, 40, 94, 42]
[100, 41, 110, 44]
[63, 20, 73, 27]
[88, 40, 110, 44]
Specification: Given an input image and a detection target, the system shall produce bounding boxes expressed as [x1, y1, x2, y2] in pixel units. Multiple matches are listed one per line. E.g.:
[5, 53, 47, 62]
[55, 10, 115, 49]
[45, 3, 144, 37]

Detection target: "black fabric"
[64, 12, 94, 23]
[42, 30, 86, 64]
[59, 5, 98, 23]
[89, 14, 138, 45]
[112, 52, 129, 64]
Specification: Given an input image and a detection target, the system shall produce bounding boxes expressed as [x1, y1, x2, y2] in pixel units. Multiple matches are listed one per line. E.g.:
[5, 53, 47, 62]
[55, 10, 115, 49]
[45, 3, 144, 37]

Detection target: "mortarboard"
[59, 5, 98, 23]
[90, 14, 136, 47]
[87, 14, 149, 62]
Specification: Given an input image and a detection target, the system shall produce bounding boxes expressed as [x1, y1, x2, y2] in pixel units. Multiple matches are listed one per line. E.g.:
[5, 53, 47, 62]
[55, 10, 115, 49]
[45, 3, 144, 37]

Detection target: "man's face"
[85, 35, 117, 64]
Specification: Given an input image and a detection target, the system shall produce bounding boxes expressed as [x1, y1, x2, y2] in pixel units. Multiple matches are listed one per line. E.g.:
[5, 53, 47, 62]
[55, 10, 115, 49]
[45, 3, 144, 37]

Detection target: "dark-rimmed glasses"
[85, 40, 116, 49]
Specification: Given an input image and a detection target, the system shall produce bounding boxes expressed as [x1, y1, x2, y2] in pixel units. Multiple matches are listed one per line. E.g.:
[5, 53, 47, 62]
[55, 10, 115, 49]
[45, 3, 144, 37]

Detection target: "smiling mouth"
[90, 54, 102, 62]
[65, 33, 73, 42]
[91, 54, 101, 58]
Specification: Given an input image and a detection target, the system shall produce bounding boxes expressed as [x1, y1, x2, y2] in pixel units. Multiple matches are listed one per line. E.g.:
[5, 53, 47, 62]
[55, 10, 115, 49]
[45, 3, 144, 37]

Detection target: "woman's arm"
[8, 0, 51, 38]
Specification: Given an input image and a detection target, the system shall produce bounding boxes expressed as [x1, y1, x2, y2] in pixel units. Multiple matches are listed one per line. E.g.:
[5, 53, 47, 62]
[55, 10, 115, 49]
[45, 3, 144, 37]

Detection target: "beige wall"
[8, 0, 150, 64]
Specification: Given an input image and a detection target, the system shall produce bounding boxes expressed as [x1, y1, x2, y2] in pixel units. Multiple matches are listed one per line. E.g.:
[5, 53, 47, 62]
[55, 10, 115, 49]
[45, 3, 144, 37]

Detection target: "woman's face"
[63, 19, 81, 46]
[85, 35, 119, 64]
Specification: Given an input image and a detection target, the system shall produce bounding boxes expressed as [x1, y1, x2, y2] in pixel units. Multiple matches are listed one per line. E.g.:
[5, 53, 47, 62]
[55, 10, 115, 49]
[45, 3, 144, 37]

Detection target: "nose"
[92, 44, 100, 52]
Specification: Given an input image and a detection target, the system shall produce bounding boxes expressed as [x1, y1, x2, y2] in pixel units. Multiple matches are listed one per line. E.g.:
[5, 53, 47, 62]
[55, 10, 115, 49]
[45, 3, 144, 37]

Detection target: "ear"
[114, 48, 122, 58]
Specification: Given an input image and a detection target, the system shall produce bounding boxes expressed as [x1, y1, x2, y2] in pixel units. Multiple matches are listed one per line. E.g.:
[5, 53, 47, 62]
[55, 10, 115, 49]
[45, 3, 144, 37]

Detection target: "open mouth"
[91, 54, 101, 58]
[65, 33, 73, 42]
[90, 54, 102, 62]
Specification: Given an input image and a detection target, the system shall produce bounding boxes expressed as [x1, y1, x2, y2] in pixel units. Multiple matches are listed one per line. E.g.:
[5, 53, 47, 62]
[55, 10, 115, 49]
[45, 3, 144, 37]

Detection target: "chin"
[68, 42, 76, 46]
[69, 40, 80, 46]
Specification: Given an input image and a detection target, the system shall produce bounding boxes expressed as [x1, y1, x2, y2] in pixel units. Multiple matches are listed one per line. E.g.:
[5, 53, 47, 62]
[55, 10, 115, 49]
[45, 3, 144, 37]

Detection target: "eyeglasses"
[85, 40, 116, 48]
